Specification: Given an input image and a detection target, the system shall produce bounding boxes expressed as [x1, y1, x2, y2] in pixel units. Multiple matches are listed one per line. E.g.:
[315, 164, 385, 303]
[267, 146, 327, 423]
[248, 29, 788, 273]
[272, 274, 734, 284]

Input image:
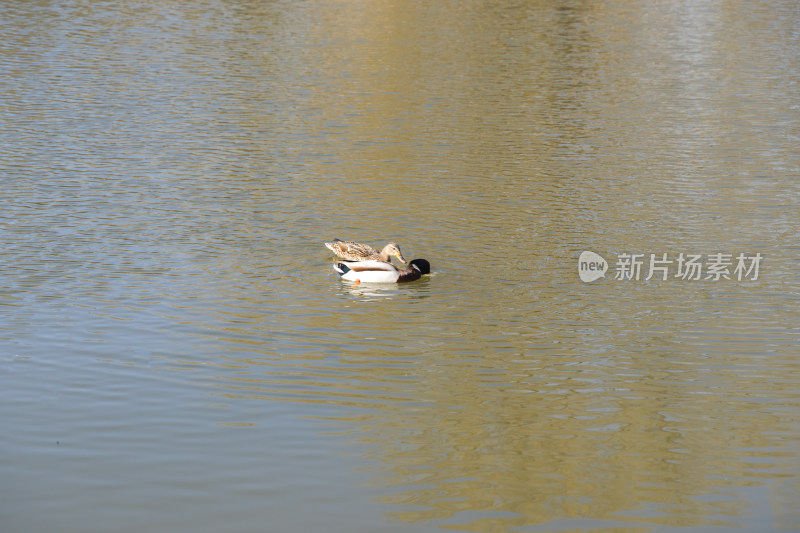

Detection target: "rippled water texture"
[2, 1, 799, 532]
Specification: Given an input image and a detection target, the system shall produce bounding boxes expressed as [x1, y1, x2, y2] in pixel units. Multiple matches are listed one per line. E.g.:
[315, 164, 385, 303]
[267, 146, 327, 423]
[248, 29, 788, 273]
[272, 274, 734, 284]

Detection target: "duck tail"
[333, 263, 350, 276]
[325, 239, 345, 250]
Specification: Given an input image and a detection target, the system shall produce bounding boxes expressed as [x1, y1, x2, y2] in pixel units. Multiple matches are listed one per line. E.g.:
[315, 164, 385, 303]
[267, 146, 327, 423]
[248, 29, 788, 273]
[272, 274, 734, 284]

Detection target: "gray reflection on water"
[1, 0, 799, 532]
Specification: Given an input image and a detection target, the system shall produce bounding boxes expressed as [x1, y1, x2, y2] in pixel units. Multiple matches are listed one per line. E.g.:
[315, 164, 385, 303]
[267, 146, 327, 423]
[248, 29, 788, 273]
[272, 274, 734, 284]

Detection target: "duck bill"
[396, 254, 407, 264]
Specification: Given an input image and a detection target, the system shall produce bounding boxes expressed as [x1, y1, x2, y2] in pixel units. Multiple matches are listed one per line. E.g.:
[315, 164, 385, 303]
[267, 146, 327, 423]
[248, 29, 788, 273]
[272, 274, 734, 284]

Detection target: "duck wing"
[324, 240, 379, 261]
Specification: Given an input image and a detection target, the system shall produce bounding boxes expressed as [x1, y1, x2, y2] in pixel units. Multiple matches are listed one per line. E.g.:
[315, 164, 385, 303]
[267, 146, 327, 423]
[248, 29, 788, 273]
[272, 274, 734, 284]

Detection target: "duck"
[333, 259, 431, 284]
[324, 239, 406, 264]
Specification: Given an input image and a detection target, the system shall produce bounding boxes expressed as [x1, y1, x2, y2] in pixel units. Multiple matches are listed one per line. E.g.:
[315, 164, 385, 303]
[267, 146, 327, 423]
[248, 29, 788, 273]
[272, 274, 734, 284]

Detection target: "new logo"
[578, 251, 607, 282]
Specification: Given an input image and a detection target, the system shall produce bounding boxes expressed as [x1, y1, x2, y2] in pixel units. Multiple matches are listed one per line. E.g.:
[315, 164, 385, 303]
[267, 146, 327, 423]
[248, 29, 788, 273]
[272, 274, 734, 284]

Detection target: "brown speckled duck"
[324, 239, 406, 264]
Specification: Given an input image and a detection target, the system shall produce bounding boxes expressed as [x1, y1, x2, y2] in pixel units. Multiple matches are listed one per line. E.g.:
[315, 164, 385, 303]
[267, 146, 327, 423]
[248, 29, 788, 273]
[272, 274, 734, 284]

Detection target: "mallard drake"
[324, 239, 406, 263]
[333, 259, 431, 283]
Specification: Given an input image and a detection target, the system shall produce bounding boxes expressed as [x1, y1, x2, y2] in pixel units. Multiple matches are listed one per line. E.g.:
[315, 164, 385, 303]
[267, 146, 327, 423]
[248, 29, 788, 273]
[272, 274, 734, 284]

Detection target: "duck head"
[383, 242, 407, 263]
[408, 259, 430, 275]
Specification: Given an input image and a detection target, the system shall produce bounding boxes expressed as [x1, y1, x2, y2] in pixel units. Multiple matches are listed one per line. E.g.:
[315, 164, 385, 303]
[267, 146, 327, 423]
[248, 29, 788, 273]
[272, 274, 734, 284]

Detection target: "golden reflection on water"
[176, 1, 800, 529]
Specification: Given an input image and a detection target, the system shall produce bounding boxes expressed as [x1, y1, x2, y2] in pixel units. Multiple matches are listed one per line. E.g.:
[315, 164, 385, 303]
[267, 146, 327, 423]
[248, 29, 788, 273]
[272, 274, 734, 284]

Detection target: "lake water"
[2, 1, 799, 532]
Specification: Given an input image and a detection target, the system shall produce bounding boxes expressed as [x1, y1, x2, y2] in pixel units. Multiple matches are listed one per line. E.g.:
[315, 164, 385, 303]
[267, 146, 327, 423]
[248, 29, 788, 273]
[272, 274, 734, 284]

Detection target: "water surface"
[1, 1, 799, 532]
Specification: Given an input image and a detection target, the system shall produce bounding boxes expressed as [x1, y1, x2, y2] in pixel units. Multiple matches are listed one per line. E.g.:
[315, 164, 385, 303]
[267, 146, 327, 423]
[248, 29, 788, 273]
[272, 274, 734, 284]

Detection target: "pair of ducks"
[325, 239, 430, 283]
